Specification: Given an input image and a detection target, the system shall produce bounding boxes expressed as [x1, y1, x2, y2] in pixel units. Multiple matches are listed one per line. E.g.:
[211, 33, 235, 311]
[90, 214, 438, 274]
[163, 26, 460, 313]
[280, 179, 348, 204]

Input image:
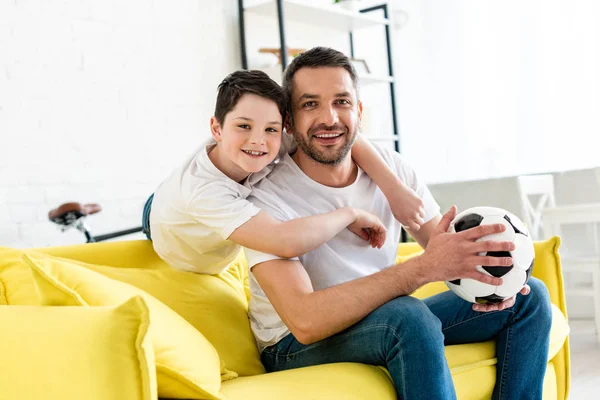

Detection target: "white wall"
[0, 0, 240, 248]
[391, 0, 600, 184]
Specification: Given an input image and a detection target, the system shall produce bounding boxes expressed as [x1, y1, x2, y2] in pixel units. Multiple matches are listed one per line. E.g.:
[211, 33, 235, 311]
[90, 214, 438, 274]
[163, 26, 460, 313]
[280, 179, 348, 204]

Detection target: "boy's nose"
[249, 129, 266, 145]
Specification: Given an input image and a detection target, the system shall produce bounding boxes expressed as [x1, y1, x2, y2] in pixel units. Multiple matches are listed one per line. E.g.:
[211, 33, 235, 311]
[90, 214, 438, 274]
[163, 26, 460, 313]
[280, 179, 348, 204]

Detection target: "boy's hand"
[347, 209, 387, 249]
[386, 182, 425, 231]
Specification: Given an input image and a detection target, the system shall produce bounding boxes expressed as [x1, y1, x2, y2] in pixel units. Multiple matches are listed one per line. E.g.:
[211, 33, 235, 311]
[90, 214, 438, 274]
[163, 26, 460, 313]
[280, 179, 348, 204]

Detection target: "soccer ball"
[445, 206, 535, 304]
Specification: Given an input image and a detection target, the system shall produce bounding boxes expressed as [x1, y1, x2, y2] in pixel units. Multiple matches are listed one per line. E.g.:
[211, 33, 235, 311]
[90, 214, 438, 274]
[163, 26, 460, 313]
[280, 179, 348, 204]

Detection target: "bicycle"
[48, 202, 143, 243]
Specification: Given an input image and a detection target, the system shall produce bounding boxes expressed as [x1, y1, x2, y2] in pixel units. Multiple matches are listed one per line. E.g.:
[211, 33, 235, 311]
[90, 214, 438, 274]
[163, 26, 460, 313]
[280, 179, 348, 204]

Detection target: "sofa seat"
[220, 306, 568, 400]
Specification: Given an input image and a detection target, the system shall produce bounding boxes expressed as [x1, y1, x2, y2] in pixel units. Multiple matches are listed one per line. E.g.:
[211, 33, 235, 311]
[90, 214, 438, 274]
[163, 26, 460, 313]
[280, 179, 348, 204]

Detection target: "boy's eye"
[238, 124, 251, 129]
[266, 127, 279, 133]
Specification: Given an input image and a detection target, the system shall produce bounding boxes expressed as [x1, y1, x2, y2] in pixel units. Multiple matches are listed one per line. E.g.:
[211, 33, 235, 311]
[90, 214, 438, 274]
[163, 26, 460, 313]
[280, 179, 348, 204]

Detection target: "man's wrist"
[392, 255, 433, 293]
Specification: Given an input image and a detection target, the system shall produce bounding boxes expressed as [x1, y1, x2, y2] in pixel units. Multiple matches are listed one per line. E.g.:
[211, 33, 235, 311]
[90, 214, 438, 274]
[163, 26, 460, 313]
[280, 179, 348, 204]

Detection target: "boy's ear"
[210, 116, 222, 142]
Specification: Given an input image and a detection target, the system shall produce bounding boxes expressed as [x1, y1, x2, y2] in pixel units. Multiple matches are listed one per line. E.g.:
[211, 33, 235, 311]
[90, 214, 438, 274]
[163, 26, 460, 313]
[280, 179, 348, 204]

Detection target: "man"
[244, 47, 552, 399]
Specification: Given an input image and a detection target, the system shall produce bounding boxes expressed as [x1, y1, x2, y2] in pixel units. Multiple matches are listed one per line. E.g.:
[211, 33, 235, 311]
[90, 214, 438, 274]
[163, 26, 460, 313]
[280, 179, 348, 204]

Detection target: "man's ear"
[284, 114, 293, 134]
[357, 101, 363, 124]
[210, 116, 222, 142]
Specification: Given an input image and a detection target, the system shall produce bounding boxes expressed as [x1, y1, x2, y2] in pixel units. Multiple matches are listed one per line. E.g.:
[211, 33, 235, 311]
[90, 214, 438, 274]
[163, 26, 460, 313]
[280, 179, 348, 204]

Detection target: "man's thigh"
[423, 289, 516, 345]
[260, 295, 441, 372]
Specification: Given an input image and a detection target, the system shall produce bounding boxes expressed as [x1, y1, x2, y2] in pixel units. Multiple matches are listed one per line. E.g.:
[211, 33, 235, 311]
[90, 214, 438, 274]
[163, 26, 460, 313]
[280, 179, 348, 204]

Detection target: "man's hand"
[385, 182, 425, 231]
[473, 285, 531, 312]
[420, 205, 515, 285]
[347, 209, 387, 249]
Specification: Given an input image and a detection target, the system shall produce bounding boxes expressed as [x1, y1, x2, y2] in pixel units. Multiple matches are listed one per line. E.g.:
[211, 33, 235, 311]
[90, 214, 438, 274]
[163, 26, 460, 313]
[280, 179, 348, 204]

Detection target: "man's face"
[288, 67, 362, 165]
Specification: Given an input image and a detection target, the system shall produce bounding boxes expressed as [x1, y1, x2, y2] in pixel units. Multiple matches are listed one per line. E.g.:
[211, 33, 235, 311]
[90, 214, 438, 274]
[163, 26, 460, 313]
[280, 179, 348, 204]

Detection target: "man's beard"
[290, 122, 358, 165]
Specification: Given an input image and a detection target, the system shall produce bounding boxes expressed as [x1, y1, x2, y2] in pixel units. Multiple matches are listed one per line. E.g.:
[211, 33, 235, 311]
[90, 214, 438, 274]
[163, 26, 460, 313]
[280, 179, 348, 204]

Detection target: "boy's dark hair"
[214, 70, 285, 124]
[282, 47, 359, 123]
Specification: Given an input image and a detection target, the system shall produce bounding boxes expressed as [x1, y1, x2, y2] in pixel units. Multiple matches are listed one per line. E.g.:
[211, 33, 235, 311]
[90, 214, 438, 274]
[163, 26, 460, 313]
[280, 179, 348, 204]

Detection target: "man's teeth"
[315, 133, 342, 138]
[243, 150, 265, 156]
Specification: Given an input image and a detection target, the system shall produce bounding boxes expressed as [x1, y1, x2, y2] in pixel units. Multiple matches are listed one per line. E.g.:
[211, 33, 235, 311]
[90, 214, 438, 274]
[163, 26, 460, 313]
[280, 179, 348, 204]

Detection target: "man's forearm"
[291, 257, 430, 344]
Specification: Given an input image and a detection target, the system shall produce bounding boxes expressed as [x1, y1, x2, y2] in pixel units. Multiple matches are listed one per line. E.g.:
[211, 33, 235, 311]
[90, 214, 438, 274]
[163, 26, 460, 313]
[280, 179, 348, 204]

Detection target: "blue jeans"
[141, 194, 153, 240]
[261, 277, 552, 400]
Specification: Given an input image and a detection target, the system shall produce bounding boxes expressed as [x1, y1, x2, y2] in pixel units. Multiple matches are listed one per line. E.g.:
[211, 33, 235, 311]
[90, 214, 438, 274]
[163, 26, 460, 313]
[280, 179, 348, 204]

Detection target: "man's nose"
[318, 106, 339, 126]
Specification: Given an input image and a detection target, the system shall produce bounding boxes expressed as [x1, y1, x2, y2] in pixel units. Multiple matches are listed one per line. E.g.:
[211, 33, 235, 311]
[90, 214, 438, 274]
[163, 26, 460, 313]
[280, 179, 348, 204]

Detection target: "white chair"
[542, 203, 600, 343]
[517, 174, 557, 240]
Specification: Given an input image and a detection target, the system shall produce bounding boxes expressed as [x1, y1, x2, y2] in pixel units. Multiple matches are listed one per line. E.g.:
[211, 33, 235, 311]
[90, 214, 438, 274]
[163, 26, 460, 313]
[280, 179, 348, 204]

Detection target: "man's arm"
[252, 207, 513, 345]
[251, 256, 428, 345]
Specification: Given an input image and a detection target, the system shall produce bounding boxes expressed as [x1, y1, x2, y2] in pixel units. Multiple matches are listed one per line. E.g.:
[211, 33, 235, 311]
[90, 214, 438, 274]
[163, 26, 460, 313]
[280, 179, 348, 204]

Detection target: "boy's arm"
[351, 135, 425, 231]
[228, 208, 386, 258]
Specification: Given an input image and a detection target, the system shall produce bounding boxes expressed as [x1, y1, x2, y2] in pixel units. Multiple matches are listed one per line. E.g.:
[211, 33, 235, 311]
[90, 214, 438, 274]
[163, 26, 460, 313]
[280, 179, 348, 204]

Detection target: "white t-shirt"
[244, 144, 440, 351]
[150, 134, 296, 275]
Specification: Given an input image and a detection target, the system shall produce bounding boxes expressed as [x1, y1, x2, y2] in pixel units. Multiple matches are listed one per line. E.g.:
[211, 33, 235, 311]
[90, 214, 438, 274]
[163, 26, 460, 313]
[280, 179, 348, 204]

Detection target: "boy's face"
[213, 93, 282, 174]
[287, 67, 362, 165]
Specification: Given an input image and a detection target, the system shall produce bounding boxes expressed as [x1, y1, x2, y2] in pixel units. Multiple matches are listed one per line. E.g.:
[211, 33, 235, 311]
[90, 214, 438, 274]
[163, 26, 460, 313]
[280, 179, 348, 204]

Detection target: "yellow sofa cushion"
[220, 363, 397, 400]
[0, 296, 156, 400]
[0, 247, 41, 305]
[0, 246, 265, 379]
[23, 252, 224, 400]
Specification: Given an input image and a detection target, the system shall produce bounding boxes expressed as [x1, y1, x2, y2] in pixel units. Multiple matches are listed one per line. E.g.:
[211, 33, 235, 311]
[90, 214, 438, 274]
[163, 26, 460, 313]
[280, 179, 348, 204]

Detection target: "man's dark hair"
[214, 70, 285, 124]
[282, 47, 359, 123]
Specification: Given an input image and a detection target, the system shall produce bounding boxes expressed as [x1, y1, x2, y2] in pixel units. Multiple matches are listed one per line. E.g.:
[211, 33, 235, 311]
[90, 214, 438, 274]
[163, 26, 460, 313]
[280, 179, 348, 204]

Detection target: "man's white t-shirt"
[244, 144, 440, 351]
[150, 134, 296, 275]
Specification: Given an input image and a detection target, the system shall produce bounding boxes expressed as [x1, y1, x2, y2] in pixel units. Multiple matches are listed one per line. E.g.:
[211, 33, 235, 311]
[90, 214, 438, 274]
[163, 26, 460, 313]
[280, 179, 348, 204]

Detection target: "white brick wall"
[1, 0, 240, 248]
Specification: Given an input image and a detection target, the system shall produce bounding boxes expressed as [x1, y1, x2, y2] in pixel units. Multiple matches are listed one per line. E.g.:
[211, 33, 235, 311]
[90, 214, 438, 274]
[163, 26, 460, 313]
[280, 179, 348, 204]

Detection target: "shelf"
[244, 0, 390, 31]
[358, 74, 394, 85]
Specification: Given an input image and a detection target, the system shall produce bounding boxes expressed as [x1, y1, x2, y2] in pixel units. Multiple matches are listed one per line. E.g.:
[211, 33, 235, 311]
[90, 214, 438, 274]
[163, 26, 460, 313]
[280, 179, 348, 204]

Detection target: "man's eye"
[336, 99, 350, 105]
[302, 101, 316, 108]
[238, 124, 251, 129]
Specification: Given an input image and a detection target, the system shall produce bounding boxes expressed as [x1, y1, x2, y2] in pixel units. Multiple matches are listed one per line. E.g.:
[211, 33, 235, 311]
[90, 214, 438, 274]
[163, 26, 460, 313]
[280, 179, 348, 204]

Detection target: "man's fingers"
[475, 255, 513, 267]
[520, 284, 531, 295]
[435, 206, 457, 235]
[462, 223, 507, 240]
[471, 241, 515, 253]
[473, 296, 515, 312]
[469, 272, 503, 286]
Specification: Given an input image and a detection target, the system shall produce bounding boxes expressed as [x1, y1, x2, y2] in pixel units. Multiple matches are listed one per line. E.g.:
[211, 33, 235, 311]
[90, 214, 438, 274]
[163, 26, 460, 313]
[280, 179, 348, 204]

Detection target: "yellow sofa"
[0, 237, 570, 400]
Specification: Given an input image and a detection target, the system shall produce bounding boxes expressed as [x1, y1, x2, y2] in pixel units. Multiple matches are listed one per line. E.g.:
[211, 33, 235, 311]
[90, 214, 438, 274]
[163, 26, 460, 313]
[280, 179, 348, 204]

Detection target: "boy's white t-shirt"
[150, 134, 296, 275]
[243, 144, 440, 351]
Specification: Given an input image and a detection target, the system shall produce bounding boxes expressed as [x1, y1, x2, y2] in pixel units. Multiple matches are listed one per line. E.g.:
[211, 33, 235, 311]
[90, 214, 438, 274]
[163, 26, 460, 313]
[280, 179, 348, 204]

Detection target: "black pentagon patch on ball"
[475, 294, 505, 304]
[454, 214, 484, 232]
[504, 214, 527, 236]
[449, 279, 461, 285]
[483, 251, 513, 277]
[524, 259, 534, 284]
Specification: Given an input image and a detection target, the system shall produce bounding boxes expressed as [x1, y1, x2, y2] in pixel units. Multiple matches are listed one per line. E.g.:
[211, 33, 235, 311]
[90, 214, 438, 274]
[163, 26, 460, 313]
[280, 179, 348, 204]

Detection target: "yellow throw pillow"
[0, 246, 40, 305]
[23, 252, 224, 400]
[0, 296, 156, 400]
[1, 246, 264, 378]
